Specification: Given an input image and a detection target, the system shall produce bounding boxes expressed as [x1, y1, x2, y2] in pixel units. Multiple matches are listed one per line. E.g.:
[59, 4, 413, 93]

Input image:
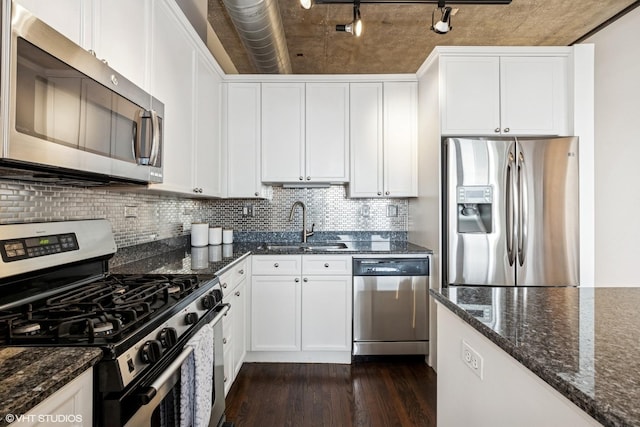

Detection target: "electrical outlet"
[387, 204, 398, 217]
[360, 205, 370, 218]
[461, 340, 484, 380]
[124, 205, 138, 218]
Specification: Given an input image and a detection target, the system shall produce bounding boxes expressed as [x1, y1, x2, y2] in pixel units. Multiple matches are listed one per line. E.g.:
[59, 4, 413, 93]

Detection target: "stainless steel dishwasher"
[353, 257, 429, 356]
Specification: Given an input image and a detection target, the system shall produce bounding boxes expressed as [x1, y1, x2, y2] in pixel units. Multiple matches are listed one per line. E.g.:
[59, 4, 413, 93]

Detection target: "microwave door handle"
[149, 110, 160, 166]
[133, 110, 142, 163]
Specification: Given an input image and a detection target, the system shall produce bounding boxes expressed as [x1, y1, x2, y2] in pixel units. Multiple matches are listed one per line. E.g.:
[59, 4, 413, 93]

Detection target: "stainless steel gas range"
[0, 220, 230, 427]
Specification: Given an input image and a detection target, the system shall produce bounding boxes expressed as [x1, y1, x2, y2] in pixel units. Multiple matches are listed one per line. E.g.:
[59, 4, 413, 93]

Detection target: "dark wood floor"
[225, 358, 437, 427]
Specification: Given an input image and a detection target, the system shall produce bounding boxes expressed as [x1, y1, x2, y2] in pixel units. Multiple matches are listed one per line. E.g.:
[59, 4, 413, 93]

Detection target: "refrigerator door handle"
[506, 152, 515, 266]
[517, 150, 528, 267]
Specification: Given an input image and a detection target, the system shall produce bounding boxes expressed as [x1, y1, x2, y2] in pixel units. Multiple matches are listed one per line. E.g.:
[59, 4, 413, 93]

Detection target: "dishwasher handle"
[352, 258, 429, 276]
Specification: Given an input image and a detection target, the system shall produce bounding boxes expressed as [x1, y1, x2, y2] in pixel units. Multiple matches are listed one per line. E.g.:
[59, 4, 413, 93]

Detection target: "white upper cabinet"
[91, 0, 151, 91]
[149, 0, 195, 194]
[194, 52, 224, 198]
[261, 82, 349, 184]
[224, 83, 271, 198]
[383, 82, 418, 197]
[349, 82, 418, 198]
[440, 55, 569, 136]
[261, 83, 305, 183]
[14, 0, 90, 47]
[305, 83, 349, 182]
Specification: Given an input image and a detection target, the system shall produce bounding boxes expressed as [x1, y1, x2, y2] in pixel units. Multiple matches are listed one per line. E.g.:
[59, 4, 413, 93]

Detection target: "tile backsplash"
[0, 180, 407, 248]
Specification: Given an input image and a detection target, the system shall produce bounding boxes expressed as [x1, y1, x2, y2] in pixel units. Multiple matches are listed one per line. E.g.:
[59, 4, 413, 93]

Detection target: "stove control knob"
[159, 327, 178, 348]
[185, 312, 199, 325]
[140, 340, 162, 364]
[201, 294, 216, 309]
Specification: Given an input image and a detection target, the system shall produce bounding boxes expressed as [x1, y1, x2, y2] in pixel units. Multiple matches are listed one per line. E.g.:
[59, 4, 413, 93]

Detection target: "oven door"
[102, 306, 228, 427]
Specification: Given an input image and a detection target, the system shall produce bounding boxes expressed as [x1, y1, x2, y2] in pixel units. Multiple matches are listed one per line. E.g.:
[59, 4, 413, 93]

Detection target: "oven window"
[15, 37, 143, 163]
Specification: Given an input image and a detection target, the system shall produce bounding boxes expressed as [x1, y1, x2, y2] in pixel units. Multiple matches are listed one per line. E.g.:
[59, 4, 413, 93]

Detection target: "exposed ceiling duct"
[221, 0, 292, 74]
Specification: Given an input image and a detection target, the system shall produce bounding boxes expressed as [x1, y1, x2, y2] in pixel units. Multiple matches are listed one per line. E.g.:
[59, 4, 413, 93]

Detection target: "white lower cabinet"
[249, 255, 352, 363]
[21, 368, 93, 427]
[220, 257, 248, 395]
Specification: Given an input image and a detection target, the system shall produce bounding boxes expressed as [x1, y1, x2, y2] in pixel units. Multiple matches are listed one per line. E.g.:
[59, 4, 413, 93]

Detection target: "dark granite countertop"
[0, 347, 103, 426]
[111, 241, 432, 275]
[431, 286, 640, 427]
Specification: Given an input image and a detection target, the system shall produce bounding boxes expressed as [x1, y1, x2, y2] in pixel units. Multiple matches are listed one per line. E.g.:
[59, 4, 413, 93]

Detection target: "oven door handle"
[140, 346, 194, 405]
[210, 303, 230, 327]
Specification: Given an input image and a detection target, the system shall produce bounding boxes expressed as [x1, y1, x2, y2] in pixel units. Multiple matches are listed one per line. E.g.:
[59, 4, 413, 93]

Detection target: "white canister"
[191, 246, 208, 269]
[209, 226, 222, 245]
[222, 229, 234, 244]
[191, 223, 209, 247]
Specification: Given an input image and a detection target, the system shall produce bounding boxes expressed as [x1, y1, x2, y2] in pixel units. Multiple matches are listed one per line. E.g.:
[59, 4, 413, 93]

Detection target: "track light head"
[336, 2, 363, 36]
[431, 3, 454, 34]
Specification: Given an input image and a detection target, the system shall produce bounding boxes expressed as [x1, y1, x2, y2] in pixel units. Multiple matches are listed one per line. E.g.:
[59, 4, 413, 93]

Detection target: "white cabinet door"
[440, 55, 569, 136]
[231, 279, 247, 377]
[301, 275, 352, 352]
[251, 275, 301, 351]
[91, 0, 151, 91]
[194, 52, 224, 197]
[440, 56, 501, 135]
[149, 0, 195, 194]
[21, 368, 93, 427]
[500, 56, 568, 136]
[349, 82, 384, 197]
[225, 83, 270, 198]
[305, 83, 349, 182]
[261, 83, 305, 183]
[383, 82, 418, 197]
[15, 0, 90, 48]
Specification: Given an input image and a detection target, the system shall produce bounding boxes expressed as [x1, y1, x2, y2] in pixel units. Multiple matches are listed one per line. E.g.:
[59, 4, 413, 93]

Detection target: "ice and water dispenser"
[457, 186, 493, 233]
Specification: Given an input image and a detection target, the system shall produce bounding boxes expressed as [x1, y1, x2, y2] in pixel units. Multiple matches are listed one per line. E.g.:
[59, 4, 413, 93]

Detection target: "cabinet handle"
[222, 282, 228, 288]
[255, 192, 259, 197]
[504, 128, 510, 133]
[295, 278, 300, 282]
[303, 277, 308, 282]
[494, 128, 501, 133]
[299, 176, 303, 181]
[306, 176, 311, 181]
[239, 269, 244, 275]
[223, 338, 227, 344]
[324, 263, 329, 268]
[224, 376, 228, 383]
[385, 191, 390, 196]
[274, 263, 279, 268]
[110, 74, 118, 86]
[235, 291, 240, 296]
[377, 191, 382, 196]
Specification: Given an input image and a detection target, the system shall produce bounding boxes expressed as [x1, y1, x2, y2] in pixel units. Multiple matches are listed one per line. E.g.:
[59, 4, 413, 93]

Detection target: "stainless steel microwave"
[0, 2, 163, 184]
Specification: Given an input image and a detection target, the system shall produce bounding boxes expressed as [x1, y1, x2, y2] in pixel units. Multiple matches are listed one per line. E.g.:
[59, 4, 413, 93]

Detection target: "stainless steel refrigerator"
[444, 136, 579, 287]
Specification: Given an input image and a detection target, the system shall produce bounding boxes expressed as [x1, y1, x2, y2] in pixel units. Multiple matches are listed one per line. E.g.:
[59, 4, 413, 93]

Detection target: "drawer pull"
[239, 269, 244, 275]
[235, 291, 240, 296]
[222, 282, 228, 289]
[324, 263, 329, 268]
[295, 278, 300, 283]
[274, 263, 279, 268]
[303, 277, 308, 282]
[223, 338, 227, 344]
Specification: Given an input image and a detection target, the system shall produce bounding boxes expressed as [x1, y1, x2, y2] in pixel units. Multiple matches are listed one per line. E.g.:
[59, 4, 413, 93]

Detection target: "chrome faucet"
[289, 201, 314, 243]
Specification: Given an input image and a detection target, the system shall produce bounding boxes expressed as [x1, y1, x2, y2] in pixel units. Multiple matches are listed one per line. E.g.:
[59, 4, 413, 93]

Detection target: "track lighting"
[336, 2, 363, 36]
[431, 0, 455, 34]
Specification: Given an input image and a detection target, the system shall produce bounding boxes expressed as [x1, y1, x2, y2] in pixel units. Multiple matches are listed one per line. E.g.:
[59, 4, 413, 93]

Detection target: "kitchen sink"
[258, 242, 349, 251]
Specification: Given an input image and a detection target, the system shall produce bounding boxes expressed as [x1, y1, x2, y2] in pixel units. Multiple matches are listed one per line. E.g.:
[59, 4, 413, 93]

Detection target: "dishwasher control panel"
[352, 258, 429, 276]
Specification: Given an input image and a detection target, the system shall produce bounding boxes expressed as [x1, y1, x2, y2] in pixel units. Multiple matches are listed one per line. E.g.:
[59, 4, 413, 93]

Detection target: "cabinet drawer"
[252, 255, 302, 275]
[219, 257, 248, 293]
[302, 255, 352, 275]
